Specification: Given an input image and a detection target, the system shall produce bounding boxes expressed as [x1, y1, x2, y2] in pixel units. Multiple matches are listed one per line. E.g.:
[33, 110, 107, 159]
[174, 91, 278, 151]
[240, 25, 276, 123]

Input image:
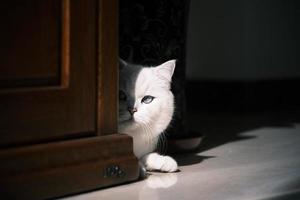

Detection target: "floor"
[60, 110, 300, 200]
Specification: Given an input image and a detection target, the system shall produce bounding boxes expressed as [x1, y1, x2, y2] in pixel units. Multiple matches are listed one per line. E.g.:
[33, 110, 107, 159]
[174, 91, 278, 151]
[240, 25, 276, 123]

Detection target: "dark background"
[187, 0, 300, 81]
[186, 0, 300, 113]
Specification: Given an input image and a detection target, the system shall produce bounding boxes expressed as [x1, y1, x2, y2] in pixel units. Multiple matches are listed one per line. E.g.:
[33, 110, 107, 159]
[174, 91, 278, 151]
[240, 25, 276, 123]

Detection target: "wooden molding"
[61, 0, 70, 88]
[0, 134, 139, 199]
[97, 0, 119, 135]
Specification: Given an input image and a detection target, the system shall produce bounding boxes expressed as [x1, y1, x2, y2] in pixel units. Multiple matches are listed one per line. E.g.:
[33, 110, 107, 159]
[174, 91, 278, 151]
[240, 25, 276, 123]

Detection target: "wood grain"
[0, 0, 139, 198]
[0, 0, 61, 88]
[61, 0, 70, 88]
[97, 0, 119, 135]
[0, 0, 96, 147]
[0, 134, 139, 200]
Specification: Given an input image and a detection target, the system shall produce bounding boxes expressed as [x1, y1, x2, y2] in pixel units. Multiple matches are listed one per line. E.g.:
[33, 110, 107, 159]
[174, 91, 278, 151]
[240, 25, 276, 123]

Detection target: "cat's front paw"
[160, 155, 178, 172]
[142, 153, 178, 173]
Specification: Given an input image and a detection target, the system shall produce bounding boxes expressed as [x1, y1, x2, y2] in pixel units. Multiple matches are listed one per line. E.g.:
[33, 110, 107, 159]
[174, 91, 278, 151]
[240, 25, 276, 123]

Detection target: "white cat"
[119, 59, 178, 173]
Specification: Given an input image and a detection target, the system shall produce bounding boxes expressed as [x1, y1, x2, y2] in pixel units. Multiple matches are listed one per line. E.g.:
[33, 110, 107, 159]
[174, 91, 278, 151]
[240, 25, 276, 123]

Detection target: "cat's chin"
[119, 116, 134, 123]
[119, 118, 138, 131]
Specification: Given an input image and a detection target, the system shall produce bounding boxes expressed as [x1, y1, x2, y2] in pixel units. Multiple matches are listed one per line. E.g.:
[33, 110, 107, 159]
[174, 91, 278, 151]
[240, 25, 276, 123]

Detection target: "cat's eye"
[141, 95, 155, 104]
[119, 90, 127, 101]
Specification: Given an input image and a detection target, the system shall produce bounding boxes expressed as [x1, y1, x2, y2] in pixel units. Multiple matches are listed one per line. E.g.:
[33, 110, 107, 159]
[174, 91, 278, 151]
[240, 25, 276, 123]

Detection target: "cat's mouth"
[118, 115, 135, 124]
[118, 117, 140, 131]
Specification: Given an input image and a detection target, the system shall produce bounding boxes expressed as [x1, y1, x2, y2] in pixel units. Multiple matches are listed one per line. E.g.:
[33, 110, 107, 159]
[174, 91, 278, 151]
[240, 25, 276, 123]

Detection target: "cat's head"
[118, 59, 176, 134]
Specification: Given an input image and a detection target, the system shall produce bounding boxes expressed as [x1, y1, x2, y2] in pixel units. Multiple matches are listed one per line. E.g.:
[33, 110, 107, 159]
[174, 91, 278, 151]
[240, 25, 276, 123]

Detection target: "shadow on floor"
[174, 154, 215, 166]
[258, 190, 300, 200]
[171, 109, 300, 167]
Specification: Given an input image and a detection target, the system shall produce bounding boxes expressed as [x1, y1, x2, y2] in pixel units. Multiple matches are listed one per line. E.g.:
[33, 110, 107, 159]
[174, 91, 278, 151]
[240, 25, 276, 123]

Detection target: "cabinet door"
[0, 1, 139, 199]
[0, 0, 96, 147]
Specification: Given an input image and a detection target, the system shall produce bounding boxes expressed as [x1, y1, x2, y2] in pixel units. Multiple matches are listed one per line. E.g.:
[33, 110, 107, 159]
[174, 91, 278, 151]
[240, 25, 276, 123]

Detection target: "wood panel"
[0, 0, 139, 199]
[0, 134, 139, 200]
[97, 0, 119, 135]
[0, 0, 70, 90]
[0, 0, 66, 88]
[0, 0, 96, 147]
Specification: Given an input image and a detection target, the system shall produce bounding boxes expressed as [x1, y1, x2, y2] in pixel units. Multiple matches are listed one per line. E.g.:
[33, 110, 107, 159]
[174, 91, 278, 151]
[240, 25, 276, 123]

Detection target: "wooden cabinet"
[0, 0, 139, 199]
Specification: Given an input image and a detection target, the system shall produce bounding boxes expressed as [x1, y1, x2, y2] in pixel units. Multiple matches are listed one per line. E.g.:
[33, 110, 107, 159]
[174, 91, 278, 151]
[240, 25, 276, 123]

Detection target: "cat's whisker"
[142, 123, 151, 148]
[145, 123, 154, 150]
[162, 132, 168, 155]
[145, 122, 156, 151]
[157, 135, 161, 153]
[138, 119, 152, 149]
[147, 120, 157, 150]
[157, 134, 162, 154]
[157, 132, 167, 155]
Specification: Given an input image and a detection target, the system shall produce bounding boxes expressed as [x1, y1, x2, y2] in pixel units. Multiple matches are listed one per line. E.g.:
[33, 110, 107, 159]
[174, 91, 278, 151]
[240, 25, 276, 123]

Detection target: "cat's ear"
[155, 59, 176, 82]
[119, 58, 128, 70]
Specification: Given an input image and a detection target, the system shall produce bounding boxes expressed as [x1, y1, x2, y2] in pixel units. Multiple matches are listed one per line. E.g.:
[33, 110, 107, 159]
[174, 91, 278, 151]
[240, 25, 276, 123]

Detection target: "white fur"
[142, 152, 178, 172]
[119, 60, 178, 172]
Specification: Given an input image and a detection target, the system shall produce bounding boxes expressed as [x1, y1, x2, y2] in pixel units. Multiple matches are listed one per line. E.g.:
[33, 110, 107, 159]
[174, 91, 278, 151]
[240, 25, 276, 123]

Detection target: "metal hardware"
[104, 165, 125, 178]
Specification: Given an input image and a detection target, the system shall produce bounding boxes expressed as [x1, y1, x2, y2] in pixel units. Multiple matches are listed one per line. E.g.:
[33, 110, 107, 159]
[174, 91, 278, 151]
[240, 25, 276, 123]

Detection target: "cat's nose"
[128, 107, 137, 115]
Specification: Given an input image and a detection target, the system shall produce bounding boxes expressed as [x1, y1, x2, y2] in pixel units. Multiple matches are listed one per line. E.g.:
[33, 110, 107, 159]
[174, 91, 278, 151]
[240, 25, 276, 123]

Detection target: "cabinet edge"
[0, 134, 139, 199]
